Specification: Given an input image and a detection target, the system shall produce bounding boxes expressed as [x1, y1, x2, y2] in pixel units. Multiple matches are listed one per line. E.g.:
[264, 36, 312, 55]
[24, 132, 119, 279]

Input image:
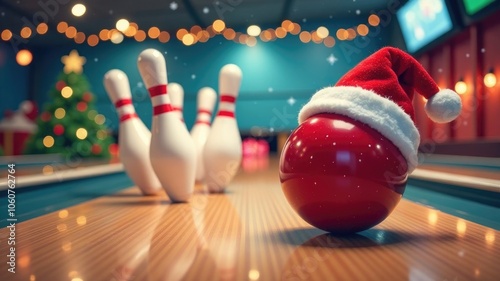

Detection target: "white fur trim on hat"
[298, 86, 420, 173]
[425, 89, 462, 123]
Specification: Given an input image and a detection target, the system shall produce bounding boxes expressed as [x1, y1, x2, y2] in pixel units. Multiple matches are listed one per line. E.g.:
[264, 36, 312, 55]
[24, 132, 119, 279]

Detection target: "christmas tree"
[25, 50, 114, 159]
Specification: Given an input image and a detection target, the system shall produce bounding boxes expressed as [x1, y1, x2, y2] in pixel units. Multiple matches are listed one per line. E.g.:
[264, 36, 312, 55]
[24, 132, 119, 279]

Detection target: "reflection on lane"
[145, 187, 243, 280]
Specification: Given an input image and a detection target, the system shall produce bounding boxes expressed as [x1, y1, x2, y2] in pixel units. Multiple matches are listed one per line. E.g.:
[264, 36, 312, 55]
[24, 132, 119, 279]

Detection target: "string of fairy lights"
[1, 14, 382, 48]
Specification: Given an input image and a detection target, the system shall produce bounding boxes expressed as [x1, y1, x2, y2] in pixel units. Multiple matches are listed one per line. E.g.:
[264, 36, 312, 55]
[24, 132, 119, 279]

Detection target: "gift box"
[0, 111, 37, 156]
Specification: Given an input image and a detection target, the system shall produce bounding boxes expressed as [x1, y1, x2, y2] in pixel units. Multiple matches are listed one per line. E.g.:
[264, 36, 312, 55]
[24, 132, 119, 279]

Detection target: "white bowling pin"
[168, 82, 185, 123]
[203, 64, 243, 192]
[103, 69, 162, 196]
[137, 48, 196, 202]
[190, 87, 217, 183]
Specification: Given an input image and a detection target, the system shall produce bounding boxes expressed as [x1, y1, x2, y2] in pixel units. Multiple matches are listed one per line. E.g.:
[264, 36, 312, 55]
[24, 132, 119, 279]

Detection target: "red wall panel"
[415, 55, 432, 143]
[416, 10, 500, 143]
[451, 32, 476, 141]
[429, 46, 452, 143]
[482, 17, 500, 139]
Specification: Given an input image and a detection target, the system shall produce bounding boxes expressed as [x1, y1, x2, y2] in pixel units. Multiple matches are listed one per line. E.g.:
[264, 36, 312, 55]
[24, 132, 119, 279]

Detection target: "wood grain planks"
[1, 157, 499, 281]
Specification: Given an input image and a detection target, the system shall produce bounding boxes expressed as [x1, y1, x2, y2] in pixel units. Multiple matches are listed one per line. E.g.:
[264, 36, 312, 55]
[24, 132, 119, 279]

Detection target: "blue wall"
[0, 43, 31, 114]
[28, 20, 388, 132]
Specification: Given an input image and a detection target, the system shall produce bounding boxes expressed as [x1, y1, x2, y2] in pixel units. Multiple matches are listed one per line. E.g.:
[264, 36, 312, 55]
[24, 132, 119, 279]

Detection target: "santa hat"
[298, 47, 462, 173]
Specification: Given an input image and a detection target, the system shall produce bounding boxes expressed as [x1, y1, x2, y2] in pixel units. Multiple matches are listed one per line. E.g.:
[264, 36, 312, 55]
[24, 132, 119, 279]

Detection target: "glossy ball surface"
[279, 113, 409, 234]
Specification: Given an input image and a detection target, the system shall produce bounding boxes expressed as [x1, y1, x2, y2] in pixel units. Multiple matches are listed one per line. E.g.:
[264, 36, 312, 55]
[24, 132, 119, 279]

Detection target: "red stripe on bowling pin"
[120, 113, 138, 122]
[220, 95, 236, 103]
[148, 85, 167, 97]
[217, 94, 236, 118]
[148, 84, 173, 116]
[195, 109, 212, 125]
[217, 111, 235, 118]
[153, 104, 173, 115]
[198, 109, 212, 115]
[115, 99, 133, 108]
[195, 120, 211, 125]
[115, 99, 138, 122]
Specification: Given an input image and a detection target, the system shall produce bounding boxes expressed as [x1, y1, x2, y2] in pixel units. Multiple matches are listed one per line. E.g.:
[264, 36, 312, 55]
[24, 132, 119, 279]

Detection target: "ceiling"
[0, 0, 389, 45]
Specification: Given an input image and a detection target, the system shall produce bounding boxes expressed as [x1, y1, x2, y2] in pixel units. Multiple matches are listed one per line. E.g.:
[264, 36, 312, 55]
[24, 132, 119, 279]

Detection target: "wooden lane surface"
[1, 158, 499, 281]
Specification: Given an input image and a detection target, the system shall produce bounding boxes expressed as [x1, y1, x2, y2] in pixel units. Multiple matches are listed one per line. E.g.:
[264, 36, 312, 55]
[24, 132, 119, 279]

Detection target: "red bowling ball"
[279, 113, 409, 234]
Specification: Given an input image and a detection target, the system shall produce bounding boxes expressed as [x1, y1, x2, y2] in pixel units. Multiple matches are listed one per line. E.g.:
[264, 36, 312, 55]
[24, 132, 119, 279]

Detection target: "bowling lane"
[1, 157, 499, 281]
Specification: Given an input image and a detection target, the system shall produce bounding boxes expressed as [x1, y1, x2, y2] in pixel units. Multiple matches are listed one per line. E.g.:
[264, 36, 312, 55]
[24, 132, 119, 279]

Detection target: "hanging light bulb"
[455, 78, 467, 95]
[484, 69, 497, 88]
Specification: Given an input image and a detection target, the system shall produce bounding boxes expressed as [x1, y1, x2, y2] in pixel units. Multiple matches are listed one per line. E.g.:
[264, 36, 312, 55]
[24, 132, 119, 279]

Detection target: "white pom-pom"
[20, 100, 33, 113]
[425, 89, 462, 123]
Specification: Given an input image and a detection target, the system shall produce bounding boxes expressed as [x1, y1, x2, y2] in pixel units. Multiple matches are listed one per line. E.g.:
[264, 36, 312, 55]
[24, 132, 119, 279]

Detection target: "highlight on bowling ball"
[279, 47, 462, 234]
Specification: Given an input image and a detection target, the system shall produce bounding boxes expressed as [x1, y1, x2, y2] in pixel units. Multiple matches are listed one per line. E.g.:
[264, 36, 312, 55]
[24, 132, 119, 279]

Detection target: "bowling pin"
[203, 64, 243, 192]
[103, 69, 162, 196]
[137, 48, 196, 202]
[190, 87, 217, 183]
[168, 82, 185, 123]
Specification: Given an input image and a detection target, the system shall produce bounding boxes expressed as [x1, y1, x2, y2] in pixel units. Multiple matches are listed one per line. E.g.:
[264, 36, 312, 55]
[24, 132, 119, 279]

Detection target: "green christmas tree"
[25, 50, 114, 159]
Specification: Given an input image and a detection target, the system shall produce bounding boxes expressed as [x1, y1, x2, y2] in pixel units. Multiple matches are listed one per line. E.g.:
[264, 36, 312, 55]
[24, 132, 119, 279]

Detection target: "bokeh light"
[176, 28, 188, 40]
[299, 31, 311, 43]
[291, 23, 301, 35]
[74, 32, 86, 44]
[71, 4, 86, 17]
[76, 216, 87, 225]
[357, 24, 369, 36]
[54, 108, 66, 119]
[484, 72, 497, 88]
[223, 28, 236, 40]
[43, 165, 54, 175]
[58, 210, 69, 219]
[275, 27, 286, 38]
[61, 86, 73, 98]
[87, 35, 99, 47]
[36, 23, 48, 35]
[94, 114, 106, 125]
[455, 80, 467, 95]
[76, 128, 88, 140]
[99, 29, 109, 41]
[77, 102, 88, 112]
[346, 28, 356, 40]
[134, 30, 146, 42]
[336, 29, 348, 40]
[323, 36, 335, 47]
[247, 25, 261, 37]
[148, 27, 160, 39]
[116, 19, 130, 32]
[87, 110, 97, 120]
[97, 130, 107, 140]
[110, 31, 124, 44]
[316, 26, 329, 39]
[1, 29, 12, 41]
[158, 31, 170, 43]
[43, 136, 55, 148]
[368, 14, 380, 26]
[57, 22, 68, 33]
[20, 26, 32, 38]
[16, 50, 33, 66]
[281, 20, 294, 31]
[212, 19, 226, 32]
[182, 33, 195, 45]
[65, 26, 77, 38]
[246, 36, 257, 47]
